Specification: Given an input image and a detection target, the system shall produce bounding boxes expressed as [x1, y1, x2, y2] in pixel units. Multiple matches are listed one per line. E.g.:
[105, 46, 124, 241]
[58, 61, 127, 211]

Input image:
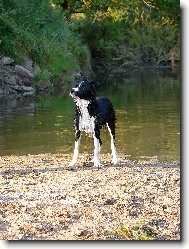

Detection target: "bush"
[70, 1, 179, 67]
[0, 0, 91, 87]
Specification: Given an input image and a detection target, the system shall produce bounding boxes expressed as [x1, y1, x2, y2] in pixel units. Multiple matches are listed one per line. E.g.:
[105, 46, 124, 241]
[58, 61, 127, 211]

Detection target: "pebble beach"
[0, 153, 180, 240]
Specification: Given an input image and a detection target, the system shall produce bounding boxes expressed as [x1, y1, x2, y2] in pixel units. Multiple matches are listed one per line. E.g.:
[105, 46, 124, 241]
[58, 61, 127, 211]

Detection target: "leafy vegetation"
[110, 223, 158, 240]
[0, 0, 180, 89]
[0, 0, 91, 87]
[53, 0, 180, 67]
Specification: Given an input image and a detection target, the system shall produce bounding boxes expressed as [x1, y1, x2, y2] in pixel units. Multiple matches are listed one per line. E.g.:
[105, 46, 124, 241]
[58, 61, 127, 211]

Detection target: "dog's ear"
[90, 81, 101, 90]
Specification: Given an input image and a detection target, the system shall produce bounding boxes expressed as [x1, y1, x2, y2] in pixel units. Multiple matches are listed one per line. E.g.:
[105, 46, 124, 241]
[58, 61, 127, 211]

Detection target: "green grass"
[116, 224, 156, 240]
[106, 222, 158, 240]
[0, 0, 91, 88]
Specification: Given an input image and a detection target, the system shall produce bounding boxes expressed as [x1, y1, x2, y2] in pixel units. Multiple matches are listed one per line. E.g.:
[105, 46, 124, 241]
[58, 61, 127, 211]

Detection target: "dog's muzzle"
[70, 88, 79, 98]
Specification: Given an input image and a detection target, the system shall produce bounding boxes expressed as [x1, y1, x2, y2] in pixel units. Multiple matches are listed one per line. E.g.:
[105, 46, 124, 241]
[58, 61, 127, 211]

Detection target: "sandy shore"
[0, 153, 180, 240]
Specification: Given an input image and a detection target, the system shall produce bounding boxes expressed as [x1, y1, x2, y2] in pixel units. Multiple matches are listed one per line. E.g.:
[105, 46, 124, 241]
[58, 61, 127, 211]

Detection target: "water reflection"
[0, 71, 180, 163]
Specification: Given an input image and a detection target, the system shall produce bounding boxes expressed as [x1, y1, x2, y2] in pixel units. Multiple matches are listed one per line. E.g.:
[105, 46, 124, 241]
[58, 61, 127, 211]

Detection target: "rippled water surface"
[0, 71, 180, 163]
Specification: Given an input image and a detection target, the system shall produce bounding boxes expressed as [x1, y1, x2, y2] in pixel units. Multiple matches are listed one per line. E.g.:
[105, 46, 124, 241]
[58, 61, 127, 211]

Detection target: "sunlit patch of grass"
[106, 223, 158, 240]
[70, 13, 86, 20]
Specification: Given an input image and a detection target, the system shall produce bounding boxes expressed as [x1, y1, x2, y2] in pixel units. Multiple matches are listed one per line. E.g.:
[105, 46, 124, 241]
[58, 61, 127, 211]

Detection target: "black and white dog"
[69, 73, 118, 168]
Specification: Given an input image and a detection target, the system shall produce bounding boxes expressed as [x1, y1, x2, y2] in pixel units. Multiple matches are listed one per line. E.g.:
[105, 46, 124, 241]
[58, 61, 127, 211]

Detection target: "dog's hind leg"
[107, 123, 118, 164]
[69, 130, 81, 167]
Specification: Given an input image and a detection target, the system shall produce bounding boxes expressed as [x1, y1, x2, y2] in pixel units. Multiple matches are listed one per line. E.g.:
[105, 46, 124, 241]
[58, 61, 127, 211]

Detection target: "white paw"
[68, 160, 78, 168]
[67, 166, 78, 170]
[67, 162, 78, 170]
[93, 161, 104, 169]
[112, 157, 118, 165]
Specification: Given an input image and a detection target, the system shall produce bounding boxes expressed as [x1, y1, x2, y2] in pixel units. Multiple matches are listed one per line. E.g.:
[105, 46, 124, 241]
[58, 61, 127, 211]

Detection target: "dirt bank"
[0, 153, 180, 240]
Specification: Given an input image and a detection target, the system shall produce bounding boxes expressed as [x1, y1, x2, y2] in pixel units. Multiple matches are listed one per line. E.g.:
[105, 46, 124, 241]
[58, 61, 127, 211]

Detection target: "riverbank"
[0, 153, 180, 240]
[0, 0, 180, 100]
[0, 56, 180, 100]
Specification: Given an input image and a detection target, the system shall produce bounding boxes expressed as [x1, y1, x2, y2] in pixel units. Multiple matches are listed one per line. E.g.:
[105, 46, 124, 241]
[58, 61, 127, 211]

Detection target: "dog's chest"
[76, 99, 95, 134]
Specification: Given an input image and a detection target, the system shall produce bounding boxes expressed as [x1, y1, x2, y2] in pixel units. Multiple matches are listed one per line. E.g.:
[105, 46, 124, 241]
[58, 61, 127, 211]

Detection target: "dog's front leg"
[69, 130, 81, 167]
[93, 131, 103, 169]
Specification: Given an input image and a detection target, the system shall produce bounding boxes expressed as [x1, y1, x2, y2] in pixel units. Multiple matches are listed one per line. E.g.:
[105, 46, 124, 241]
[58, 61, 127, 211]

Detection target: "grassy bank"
[0, 0, 180, 91]
[0, 0, 91, 88]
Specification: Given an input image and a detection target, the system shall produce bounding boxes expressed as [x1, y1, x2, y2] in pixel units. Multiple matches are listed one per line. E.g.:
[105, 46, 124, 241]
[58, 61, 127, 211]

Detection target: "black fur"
[87, 97, 116, 145]
[69, 73, 117, 167]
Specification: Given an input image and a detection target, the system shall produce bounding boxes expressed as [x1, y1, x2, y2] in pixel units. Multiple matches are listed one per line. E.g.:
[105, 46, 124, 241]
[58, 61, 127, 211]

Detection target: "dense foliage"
[53, 0, 180, 66]
[0, 0, 180, 87]
[0, 0, 91, 86]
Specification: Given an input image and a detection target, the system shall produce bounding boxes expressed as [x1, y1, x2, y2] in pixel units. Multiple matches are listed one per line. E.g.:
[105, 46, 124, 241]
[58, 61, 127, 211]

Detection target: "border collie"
[69, 73, 118, 168]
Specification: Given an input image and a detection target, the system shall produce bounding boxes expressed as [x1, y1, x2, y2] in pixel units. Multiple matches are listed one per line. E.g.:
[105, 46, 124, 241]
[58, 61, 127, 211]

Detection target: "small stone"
[0, 221, 6, 231]
[20, 86, 35, 93]
[142, 225, 157, 237]
[78, 230, 90, 237]
[11, 85, 35, 95]
[128, 210, 140, 217]
[5, 76, 17, 85]
[15, 65, 34, 78]
[1, 56, 14, 65]
[149, 219, 167, 228]
[104, 198, 117, 205]
[0, 89, 4, 96]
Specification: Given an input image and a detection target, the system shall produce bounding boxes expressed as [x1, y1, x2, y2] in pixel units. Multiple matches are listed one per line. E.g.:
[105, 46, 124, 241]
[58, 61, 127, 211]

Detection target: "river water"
[0, 70, 180, 164]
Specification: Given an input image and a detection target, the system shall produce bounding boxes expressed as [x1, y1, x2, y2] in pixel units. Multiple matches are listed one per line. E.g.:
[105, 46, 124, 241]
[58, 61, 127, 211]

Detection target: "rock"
[78, 230, 91, 237]
[0, 221, 6, 232]
[128, 210, 141, 217]
[4, 75, 17, 85]
[104, 198, 117, 205]
[22, 59, 33, 72]
[11, 85, 35, 95]
[122, 61, 134, 69]
[22, 59, 41, 75]
[149, 219, 167, 228]
[21, 86, 35, 93]
[15, 65, 34, 78]
[0, 88, 4, 96]
[1, 56, 14, 65]
[141, 225, 158, 237]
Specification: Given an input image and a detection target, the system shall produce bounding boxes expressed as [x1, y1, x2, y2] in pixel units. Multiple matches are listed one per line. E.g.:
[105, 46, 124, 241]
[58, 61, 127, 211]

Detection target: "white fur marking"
[93, 135, 103, 168]
[69, 137, 80, 166]
[73, 81, 84, 92]
[107, 123, 118, 164]
[76, 99, 95, 135]
[72, 87, 79, 92]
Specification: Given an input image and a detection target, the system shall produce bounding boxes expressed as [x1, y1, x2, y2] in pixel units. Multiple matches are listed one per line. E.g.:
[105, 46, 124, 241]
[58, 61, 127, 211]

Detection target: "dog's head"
[70, 76, 101, 100]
